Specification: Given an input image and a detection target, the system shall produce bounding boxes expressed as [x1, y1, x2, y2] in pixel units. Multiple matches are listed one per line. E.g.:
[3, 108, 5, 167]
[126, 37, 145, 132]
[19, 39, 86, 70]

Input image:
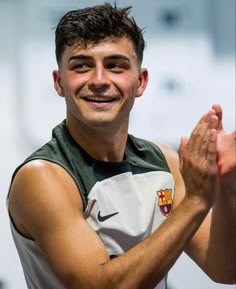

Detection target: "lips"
[84, 96, 115, 103]
[82, 93, 120, 103]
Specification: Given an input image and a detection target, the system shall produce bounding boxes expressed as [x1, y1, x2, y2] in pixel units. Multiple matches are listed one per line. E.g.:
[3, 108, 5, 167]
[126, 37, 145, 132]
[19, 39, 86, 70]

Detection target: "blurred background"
[0, 0, 235, 288]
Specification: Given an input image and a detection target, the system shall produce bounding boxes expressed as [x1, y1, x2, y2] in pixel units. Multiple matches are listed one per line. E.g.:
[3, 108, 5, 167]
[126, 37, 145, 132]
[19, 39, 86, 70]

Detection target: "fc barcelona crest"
[157, 189, 173, 217]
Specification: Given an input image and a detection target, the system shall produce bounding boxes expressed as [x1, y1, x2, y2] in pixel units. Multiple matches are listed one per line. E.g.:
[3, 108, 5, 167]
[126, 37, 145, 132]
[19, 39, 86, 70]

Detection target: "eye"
[106, 63, 122, 71]
[71, 62, 92, 72]
[106, 61, 130, 72]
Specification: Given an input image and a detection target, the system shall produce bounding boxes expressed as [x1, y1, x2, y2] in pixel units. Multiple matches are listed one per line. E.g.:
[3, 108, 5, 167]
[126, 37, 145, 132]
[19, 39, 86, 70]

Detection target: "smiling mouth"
[84, 96, 117, 103]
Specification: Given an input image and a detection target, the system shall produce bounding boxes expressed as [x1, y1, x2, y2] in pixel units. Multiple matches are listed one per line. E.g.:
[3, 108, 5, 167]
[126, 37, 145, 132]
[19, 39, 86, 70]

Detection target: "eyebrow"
[68, 54, 130, 63]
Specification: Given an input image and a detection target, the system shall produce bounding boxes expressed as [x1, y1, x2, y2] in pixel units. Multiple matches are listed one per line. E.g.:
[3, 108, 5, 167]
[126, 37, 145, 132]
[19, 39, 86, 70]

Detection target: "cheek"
[62, 73, 85, 93]
[64, 72, 81, 85]
[112, 74, 139, 94]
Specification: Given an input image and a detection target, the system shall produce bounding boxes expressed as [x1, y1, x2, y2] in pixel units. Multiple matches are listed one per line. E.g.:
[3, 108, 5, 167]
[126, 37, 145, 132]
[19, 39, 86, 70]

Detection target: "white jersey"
[9, 121, 174, 289]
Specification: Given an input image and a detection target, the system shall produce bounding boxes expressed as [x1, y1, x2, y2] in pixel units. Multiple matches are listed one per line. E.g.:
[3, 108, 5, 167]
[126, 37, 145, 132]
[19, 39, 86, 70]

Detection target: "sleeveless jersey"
[9, 120, 175, 289]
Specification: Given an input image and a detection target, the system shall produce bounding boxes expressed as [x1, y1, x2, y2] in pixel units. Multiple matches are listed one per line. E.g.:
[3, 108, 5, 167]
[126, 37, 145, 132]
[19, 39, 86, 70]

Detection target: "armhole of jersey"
[153, 142, 172, 173]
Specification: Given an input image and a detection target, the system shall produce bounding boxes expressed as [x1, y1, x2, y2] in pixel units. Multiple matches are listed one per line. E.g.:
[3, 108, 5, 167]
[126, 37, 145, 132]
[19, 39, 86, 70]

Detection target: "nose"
[88, 64, 110, 92]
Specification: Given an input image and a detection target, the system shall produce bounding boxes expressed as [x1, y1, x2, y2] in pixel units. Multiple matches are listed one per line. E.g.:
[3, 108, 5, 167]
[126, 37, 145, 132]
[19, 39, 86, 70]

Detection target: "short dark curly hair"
[55, 2, 145, 65]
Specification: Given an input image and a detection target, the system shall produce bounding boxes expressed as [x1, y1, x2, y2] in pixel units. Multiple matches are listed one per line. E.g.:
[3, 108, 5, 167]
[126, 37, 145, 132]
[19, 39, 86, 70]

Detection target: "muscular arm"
[9, 161, 211, 289]
[8, 110, 221, 289]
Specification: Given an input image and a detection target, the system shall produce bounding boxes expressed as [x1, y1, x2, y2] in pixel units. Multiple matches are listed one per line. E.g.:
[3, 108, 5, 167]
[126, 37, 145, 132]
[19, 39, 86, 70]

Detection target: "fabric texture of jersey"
[9, 120, 175, 289]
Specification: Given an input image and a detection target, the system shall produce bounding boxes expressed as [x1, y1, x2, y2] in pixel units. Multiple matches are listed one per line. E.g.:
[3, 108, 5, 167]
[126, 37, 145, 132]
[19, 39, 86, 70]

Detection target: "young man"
[8, 3, 235, 289]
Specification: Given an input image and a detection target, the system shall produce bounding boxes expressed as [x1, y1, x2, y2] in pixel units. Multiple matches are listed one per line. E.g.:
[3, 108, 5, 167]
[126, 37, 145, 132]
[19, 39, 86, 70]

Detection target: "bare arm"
[8, 110, 220, 289]
[164, 105, 235, 284]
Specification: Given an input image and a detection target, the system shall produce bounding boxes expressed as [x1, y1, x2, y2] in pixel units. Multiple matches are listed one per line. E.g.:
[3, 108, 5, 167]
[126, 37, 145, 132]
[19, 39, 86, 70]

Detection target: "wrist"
[183, 195, 212, 215]
[219, 175, 236, 195]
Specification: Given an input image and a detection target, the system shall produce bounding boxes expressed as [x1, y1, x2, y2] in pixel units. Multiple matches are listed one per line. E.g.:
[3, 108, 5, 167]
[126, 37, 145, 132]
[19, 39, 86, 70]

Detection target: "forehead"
[62, 37, 137, 62]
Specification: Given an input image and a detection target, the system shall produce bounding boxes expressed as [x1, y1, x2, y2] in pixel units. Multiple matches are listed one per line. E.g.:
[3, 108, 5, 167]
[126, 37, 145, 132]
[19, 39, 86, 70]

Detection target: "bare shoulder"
[9, 159, 80, 204]
[8, 159, 83, 239]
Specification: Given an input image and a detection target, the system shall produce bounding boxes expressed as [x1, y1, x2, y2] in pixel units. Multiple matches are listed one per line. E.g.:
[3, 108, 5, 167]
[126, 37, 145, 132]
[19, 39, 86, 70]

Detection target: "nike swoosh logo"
[97, 210, 119, 222]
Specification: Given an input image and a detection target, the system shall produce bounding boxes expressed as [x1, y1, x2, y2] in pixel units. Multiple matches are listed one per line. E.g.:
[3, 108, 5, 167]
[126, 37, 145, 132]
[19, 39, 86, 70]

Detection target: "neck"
[66, 118, 129, 162]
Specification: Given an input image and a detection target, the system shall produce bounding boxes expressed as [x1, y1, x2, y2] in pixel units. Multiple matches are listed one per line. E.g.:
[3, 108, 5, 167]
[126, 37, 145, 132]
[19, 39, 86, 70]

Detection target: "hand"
[212, 104, 236, 191]
[178, 109, 219, 209]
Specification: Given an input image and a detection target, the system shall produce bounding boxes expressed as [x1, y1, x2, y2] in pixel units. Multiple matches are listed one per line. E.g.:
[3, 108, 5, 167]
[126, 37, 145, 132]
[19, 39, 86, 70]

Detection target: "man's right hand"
[178, 109, 219, 210]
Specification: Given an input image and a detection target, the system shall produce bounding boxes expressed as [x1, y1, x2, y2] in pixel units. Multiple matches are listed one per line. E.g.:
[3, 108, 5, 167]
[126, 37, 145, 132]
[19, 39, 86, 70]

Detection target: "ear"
[52, 70, 64, 97]
[136, 68, 149, 98]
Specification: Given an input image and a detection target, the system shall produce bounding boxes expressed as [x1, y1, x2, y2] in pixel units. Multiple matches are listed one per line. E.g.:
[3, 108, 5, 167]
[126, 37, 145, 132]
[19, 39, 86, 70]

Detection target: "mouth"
[83, 96, 119, 103]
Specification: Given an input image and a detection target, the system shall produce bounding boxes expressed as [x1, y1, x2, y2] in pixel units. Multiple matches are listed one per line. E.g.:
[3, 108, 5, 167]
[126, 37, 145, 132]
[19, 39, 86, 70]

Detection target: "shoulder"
[154, 141, 180, 179]
[9, 159, 82, 209]
[129, 135, 175, 160]
[127, 135, 171, 170]
[155, 142, 179, 167]
[11, 159, 70, 191]
[128, 135, 180, 174]
[8, 160, 83, 239]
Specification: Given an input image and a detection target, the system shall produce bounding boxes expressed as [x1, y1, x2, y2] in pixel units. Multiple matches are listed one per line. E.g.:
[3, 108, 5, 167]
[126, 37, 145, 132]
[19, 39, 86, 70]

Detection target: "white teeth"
[85, 97, 114, 102]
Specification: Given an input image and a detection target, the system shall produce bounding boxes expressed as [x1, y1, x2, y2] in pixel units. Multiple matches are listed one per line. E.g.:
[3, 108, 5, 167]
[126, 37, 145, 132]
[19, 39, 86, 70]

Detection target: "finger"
[186, 113, 207, 152]
[206, 128, 217, 168]
[212, 104, 223, 131]
[187, 110, 215, 153]
[200, 114, 219, 160]
[210, 114, 219, 130]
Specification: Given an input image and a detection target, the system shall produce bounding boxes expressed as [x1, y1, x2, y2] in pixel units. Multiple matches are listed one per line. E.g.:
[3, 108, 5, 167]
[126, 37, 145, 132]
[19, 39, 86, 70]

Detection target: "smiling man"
[7, 3, 235, 289]
[53, 37, 147, 145]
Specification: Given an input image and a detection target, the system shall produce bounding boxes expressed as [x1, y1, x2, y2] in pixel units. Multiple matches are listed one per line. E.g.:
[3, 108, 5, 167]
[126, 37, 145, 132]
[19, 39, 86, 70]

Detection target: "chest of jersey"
[84, 170, 174, 256]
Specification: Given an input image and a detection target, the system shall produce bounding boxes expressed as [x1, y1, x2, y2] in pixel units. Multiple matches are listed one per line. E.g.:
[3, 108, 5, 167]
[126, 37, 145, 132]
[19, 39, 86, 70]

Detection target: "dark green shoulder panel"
[11, 121, 97, 209]
[126, 134, 170, 173]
